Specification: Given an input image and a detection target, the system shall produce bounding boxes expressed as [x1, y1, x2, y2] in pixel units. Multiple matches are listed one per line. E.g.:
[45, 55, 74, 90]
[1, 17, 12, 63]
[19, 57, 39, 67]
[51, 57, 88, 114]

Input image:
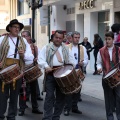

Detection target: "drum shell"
[53, 65, 81, 94]
[76, 69, 85, 81]
[103, 68, 120, 88]
[0, 64, 22, 84]
[24, 65, 43, 83]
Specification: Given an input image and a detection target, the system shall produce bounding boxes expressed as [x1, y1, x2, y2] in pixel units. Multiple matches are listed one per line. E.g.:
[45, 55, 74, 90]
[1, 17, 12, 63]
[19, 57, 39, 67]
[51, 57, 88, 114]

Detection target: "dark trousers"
[26, 80, 40, 100]
[94, 52, 98, 72]
[102, 80, 120, 120]
[19, 80, 38, 112]
[0, 79, 22, 120]
[42, 74, 65, 120]
[64, 90, 80, 112]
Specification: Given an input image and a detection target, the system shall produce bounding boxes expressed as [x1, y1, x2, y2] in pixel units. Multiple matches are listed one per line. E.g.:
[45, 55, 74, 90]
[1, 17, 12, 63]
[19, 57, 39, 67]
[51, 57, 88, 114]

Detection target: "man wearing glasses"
[0, 19, 34, 120]
[64, 31, 88, 116]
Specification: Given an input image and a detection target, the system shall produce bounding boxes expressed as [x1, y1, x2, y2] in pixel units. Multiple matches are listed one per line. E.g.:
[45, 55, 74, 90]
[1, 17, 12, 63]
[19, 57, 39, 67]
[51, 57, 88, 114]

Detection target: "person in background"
[65, 32, 73, 44]
[49, 34, 54, 43]
[18, 30, 43, 116]
[81, 37, 92, 74]
[64, 31, 88, 116]
[93, 34, 104, 75]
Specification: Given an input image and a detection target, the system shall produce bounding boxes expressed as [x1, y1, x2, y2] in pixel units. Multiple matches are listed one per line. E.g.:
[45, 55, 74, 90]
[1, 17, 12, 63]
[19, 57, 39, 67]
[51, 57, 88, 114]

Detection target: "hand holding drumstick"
[78, 60, 84, 66]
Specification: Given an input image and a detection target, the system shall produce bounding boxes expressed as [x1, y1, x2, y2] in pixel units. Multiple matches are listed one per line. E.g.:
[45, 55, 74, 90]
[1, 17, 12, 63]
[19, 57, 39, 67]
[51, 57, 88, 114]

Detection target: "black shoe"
[79, 98, 82, 102]
[37, 96, 43, 101]
[18, 111, 25, 116]
[93, 71, 97, 75]
[32, 109, 43, 114]
[25, 104, 28, 108]
[64, 110, 69, 116]
[72, 109, 82, 114]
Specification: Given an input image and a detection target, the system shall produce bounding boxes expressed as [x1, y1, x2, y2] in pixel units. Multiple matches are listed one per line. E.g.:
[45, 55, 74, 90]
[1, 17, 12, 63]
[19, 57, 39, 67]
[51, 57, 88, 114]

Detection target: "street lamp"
[26, 0, 43, 39]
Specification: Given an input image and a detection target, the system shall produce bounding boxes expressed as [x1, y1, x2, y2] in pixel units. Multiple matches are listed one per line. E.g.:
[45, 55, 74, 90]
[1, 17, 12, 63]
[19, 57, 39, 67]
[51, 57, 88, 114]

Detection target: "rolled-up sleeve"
[97, 51, 102, 70]
[38, 45, 49, 69]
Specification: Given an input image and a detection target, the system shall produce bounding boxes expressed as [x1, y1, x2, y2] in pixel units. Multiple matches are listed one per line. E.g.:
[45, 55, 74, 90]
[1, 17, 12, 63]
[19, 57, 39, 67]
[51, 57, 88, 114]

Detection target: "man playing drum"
[39, 30, 75, 120]
[0, 19, 34, 120]
[18, 30, 43, 116]
[97, 31, 120, 120]
[64, 31, 88, 116]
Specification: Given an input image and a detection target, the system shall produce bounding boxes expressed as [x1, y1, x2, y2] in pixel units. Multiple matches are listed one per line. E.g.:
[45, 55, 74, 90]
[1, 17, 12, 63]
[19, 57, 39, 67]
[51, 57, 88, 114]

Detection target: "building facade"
[43, 0, 120, 70]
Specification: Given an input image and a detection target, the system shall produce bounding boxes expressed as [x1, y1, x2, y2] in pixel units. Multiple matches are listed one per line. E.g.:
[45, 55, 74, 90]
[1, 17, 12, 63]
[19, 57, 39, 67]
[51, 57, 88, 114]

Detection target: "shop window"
[17, 0, 30, 16]
[17, 0, 24, 16]
[67, 7, 75, 14]
[98, 11, 110, 41]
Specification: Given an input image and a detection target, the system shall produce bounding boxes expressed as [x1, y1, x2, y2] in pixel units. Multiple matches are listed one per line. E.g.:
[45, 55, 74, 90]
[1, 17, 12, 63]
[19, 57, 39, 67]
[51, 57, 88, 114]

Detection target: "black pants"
[42, 74, 65, 120]
[102, 80, 120, 120]
[19, 79, 39, 112]
[26, 80, 40, 100]
[93, 51, 98, 72]
[64, 90, 80, 112]
[0, 79, 22, 120]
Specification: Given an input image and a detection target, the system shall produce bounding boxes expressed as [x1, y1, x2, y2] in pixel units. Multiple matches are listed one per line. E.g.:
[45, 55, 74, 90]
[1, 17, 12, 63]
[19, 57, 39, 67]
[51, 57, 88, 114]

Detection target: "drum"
[24, 64, 43, 83]
[0, 64, 23, 84]
[53, 64, 81, 94]
[76, 69, 85, 81]
[103, 67, 120, 88]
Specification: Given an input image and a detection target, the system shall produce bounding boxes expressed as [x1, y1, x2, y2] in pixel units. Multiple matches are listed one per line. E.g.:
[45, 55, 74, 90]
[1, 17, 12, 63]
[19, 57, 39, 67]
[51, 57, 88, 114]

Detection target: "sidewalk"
[38, 68, 104, 101]
[81, 69, 104, 100]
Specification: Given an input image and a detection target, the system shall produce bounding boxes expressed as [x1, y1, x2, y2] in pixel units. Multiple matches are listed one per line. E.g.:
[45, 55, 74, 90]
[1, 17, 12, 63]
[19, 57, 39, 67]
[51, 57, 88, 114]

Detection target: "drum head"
[104, 68, 117, 79]
[53, 64, 73, 78]
[0, 64, 16, 74]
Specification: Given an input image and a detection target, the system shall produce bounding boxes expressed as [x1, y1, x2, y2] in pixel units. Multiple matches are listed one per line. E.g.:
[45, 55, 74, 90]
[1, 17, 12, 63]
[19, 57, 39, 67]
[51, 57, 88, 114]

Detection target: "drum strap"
[14, 37, 19, 58]
[115, 46, 119, 63]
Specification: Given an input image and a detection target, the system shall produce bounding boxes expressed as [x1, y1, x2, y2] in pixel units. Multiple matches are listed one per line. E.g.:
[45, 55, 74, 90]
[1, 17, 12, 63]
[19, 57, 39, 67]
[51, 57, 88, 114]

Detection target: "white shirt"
[71, 45, 88, 67]
[38, 45, 76, 69]
[0, 36, 34, 64]
[97, 45, 114, 70]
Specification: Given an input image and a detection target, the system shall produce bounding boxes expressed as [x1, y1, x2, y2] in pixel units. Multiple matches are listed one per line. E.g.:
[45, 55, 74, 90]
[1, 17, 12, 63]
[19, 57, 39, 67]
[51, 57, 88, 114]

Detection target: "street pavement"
[15, 69, 118, 120]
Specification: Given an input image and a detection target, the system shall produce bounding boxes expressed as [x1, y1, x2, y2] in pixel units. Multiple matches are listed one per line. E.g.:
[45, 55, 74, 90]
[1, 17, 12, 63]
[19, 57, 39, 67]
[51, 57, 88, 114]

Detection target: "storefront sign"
[79, 0, 96, 10]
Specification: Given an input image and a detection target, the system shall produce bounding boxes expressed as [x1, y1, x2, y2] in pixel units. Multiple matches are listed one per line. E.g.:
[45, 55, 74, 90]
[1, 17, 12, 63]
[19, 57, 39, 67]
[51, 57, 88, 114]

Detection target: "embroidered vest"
[0, 36, 26, 70]
[46, 43, 69, 67]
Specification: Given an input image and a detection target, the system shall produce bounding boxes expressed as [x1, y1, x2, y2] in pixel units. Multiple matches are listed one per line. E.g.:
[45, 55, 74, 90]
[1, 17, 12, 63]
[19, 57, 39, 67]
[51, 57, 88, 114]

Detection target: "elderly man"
[39, 30, 75, 120]
[0, 19, 34, 120]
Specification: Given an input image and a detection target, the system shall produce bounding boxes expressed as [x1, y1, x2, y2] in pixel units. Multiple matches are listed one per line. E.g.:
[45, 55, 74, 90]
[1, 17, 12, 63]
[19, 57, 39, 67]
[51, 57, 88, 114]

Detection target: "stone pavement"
[81, 69, 104, 100]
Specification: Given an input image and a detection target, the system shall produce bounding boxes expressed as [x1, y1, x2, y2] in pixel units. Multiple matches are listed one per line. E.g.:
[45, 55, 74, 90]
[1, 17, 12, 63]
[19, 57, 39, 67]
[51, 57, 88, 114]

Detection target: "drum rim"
[0, 64, 19, 74]
[53, 64, 73, 78]
[103, 68, 118, 79]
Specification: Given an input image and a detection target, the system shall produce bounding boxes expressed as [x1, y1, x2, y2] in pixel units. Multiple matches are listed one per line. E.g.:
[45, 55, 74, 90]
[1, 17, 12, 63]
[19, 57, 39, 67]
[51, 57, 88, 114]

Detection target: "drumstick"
[51, 66, 64, 71]
[45, 66, 64, 73]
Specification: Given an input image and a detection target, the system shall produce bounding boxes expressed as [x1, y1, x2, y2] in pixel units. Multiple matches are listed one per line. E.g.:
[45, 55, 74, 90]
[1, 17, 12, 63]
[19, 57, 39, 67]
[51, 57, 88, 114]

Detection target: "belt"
[5, 58, 20, 67]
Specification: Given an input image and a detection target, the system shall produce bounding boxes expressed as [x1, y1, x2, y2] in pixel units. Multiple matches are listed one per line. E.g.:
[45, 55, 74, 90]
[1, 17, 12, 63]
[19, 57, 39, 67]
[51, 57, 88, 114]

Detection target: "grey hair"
[71, 31, 80, 37]
[66, 32, 72, 37]
[21, 30, 31, 37]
